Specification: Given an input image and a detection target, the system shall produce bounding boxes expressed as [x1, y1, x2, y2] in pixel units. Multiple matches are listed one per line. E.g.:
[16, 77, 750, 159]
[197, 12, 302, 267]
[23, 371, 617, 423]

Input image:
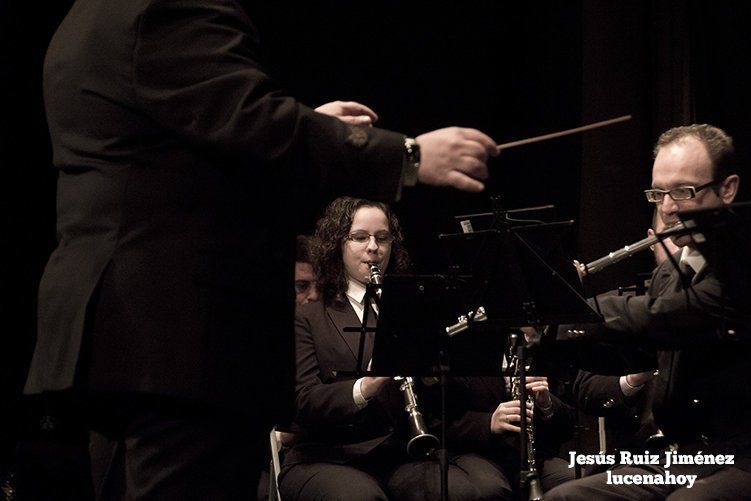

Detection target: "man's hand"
[315, 100, 378, 125]
[490, 399, 533, 434]
[416, 127, 498, 192]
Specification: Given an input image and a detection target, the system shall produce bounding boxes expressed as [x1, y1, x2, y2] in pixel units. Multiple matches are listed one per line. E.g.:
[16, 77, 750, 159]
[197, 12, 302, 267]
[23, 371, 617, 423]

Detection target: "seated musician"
[445, 342, 577, 494]
[257, 236, 321, 500]
[562, 211, 672, 479]
[547, 124, 751, 499]
[279, 196, 512, 501]
[568, 210, 680, 475]
[294, 235, 320, 306]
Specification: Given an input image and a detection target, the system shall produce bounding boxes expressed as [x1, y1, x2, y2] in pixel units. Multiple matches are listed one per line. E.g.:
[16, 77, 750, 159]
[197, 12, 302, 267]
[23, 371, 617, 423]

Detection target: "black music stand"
[436, 202, 601, 500]
[369, 274, 462, 375]
[366, 274, 466, 501]
[340, 273, 462, 501]
[439, 226, 599, 327]
[352, 202, 601, 500]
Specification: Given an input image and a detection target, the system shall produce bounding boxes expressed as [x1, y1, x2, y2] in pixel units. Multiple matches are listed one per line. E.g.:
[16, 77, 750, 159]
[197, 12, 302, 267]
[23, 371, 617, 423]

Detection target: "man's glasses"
[344, 231, 395, 245]
[644, 179, 721, 204]
[295, 280, 317, 294]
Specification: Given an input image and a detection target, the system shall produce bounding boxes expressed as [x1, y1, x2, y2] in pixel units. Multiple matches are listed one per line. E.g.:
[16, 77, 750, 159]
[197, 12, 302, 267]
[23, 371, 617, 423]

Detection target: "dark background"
[2, 0, 750, 496]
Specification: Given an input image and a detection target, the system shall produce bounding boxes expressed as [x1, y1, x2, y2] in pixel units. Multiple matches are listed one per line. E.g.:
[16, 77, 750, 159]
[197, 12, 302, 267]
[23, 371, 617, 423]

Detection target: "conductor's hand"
[315, 100, 378, 126]
[490, 399, 533, 434]
[416, 127, 498, 192]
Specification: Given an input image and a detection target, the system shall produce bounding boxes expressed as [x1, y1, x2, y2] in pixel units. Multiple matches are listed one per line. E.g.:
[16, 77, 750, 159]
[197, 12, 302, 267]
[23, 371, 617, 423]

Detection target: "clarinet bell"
[407, 429, 439, 458]
[527, 475, 543, 501]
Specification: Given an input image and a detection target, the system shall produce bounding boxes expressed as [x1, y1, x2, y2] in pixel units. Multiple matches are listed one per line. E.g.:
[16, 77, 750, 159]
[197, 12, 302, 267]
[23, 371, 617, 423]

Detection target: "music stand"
[366, 274, 474, 501]
[370, 274, 459, 376]
[437, 206, 601, 500]
[439, 225, 601, 328]
[356, 204, 602, 500]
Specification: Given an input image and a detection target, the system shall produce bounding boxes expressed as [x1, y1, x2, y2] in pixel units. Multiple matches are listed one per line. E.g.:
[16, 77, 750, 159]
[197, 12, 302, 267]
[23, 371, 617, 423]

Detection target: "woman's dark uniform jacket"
[283, 299, 408, 469]
[25, 0, 407, 423]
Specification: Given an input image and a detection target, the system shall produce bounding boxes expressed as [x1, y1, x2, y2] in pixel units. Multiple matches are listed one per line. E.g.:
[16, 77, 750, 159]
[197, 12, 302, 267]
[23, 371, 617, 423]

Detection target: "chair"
[268, 428, 283, 501]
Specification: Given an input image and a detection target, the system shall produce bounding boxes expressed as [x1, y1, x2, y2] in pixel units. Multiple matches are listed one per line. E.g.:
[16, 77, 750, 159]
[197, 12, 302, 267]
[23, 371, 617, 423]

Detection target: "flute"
[583, 222, 686, 275]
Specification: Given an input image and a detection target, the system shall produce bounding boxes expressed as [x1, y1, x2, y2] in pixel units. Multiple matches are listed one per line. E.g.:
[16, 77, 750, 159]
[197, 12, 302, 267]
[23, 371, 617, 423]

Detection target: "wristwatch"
[403, 137, 420, 186]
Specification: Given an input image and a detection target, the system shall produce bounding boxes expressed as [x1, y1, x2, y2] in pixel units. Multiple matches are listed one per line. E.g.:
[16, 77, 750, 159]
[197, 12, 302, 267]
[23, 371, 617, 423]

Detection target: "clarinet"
[508, 338, 543, 501]
[368, 264, 439, 458]
[395, 376, 440, 457]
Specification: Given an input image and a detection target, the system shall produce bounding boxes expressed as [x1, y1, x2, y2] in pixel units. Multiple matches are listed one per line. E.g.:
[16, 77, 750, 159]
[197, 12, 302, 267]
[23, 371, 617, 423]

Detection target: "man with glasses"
[547, 124, 751, 499]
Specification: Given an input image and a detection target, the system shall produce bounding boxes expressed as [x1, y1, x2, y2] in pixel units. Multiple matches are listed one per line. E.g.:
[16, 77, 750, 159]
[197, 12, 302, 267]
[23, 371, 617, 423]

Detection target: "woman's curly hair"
[314, 197, 410, 306]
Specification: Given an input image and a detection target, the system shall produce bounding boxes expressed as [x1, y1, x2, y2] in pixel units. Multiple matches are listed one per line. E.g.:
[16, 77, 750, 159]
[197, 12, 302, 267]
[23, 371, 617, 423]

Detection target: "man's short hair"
[653, 124, 736, 181]
[296, 235, 313, 264]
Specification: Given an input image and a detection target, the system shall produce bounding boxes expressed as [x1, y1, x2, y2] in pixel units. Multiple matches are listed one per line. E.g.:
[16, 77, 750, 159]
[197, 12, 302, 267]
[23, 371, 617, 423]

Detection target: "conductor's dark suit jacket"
[25, 0, 406, 422]
[283, 299, 407, 469]
[559, 253, 751, 472]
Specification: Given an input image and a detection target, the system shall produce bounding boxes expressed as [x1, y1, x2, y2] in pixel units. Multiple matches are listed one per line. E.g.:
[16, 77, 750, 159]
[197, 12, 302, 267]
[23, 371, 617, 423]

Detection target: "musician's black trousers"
[279, 452, 513, 501]
[87, 392, 267, 501]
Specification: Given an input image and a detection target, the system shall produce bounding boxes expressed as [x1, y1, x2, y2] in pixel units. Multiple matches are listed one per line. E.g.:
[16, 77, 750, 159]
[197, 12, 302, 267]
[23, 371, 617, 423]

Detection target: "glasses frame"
[344, 231, 395, 246]
[644, 179, 722, 204]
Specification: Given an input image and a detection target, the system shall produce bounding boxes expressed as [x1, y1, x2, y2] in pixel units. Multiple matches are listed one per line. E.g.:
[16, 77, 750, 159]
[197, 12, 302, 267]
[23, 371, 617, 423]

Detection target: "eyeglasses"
[345, 231, 395, 245]
[294, 280, 317, 294]
[644, 179, 721, 204]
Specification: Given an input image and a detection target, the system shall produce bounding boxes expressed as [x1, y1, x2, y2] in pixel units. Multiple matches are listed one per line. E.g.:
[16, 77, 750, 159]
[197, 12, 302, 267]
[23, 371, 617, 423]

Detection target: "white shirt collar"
[346, 279, 367, 322]
[346, 279, 367, 306]
[679, 245, 706, 275]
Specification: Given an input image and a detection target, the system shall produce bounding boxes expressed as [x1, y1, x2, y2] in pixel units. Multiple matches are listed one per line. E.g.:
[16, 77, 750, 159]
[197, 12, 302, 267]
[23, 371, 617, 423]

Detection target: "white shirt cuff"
[353, 377, 369, 409]
[620, 375, 643, 397]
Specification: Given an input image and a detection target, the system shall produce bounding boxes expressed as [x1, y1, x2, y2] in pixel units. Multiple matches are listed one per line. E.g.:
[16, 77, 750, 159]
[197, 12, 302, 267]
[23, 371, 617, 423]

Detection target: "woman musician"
[279, 196, 512, 501]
